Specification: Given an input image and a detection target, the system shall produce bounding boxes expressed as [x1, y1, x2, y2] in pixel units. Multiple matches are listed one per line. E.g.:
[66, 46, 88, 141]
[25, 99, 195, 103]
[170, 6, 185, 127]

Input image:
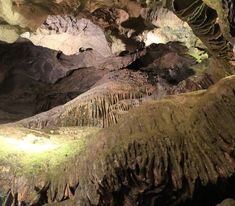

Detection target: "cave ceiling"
[0, 0, 234, 68]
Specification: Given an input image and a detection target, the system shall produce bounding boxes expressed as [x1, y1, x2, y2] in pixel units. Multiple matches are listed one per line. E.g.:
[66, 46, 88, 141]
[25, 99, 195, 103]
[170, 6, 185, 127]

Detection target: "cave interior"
[0, 0, 234, 206]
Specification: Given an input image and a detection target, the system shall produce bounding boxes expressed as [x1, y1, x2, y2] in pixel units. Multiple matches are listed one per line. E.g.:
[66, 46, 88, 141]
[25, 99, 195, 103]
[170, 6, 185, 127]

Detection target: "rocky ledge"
[0, 75, 234, 206]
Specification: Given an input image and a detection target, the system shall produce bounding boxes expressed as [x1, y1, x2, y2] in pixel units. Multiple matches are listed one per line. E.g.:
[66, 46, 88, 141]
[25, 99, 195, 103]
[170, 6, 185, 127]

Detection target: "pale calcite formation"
[0, 25, 21, 43]
[21, 17, 112, 56]
[140, 8, 208, 62]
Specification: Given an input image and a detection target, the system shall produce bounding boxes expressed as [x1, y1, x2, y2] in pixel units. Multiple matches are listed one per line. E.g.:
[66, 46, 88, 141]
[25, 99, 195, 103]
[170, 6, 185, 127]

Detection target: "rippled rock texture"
[0, 1, 234, 206]
[0, 75, 234, 206]
[0, 38, 215, 125]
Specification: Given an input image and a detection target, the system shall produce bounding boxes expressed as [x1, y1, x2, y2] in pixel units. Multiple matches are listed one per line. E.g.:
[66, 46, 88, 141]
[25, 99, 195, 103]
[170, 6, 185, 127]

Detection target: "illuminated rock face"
[22, 16, 112, 56]
[0, 75, 234, 206]
[0, 0, 234, 68]
[217, 199, 235, 206]
[0, 1, 234, 206]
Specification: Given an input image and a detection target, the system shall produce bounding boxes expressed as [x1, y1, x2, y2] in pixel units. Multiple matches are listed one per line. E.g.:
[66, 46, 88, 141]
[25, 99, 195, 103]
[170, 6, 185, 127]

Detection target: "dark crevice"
[179, 175, 235, 206]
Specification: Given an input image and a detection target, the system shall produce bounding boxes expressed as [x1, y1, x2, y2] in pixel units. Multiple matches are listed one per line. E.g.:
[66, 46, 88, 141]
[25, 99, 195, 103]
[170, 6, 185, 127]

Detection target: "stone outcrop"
[22, 17, 112, 56]
[173, 0, 233, 71]
[0, 75, 234, 206]
[15, 41, 220, 130]
[74, 75, 235, 206]
[217, 199, 235, 206]
[0, 1, 234, 206]
[0, 0, 234, 70]
[1, 40, 207, 125]
[0, 39, 147, 124]
[19, 80, 150, 129]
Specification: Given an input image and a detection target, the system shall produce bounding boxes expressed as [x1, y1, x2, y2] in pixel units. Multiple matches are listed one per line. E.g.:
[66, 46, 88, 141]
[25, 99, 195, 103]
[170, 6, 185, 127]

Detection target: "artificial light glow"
[1, 133, 59, 153]
[145, 30, 168, 46]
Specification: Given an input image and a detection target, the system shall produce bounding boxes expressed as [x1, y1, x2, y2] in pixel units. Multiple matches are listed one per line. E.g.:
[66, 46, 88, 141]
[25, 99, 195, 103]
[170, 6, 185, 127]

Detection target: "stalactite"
[172, 0, 234, 74]
[20, 82, 148, 129]
[74, 76, 235, 206]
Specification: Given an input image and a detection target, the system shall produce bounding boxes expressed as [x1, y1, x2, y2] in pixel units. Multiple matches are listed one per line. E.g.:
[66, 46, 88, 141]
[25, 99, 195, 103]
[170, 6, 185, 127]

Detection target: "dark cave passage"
[101, 173, 235, 206]
[179, 175, 235, 206]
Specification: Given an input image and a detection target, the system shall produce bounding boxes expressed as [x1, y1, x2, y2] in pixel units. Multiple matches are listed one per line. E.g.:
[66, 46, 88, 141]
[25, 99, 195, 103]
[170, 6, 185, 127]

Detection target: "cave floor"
[0, 125, 100, 176]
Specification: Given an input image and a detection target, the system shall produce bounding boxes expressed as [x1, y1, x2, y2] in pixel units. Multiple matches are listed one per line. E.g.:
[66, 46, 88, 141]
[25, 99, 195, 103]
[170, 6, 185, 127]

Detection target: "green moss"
[188, 48, 208, 63]
[0, 125, 100, 176]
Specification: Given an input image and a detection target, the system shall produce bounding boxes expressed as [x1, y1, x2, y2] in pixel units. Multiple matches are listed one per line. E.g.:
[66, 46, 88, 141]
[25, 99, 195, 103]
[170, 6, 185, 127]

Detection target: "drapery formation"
[172, 0, 234, 74]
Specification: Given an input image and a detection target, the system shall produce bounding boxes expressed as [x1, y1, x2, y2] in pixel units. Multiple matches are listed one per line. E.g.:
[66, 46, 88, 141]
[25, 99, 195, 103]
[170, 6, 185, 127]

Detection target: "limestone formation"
[0, 0, 234, 70]
[0, 75, 234, 206]
[22, 17, 112, 56]
[0, 1, 234, 206]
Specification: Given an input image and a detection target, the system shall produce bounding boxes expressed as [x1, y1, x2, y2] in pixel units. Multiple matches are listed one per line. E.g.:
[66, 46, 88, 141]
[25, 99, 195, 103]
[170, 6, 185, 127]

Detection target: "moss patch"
[0, 125, 100, 176]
